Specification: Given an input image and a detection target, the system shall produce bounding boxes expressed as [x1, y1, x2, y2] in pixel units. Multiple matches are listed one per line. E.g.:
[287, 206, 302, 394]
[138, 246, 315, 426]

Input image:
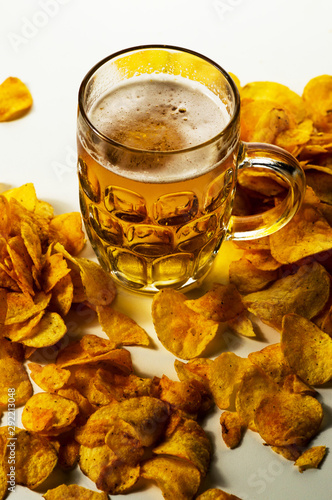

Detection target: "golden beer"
[77, 46, 305, 293]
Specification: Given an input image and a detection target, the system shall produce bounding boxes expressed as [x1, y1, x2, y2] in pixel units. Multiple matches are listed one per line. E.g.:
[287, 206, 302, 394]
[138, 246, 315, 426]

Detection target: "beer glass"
[77, 45, 305, 293]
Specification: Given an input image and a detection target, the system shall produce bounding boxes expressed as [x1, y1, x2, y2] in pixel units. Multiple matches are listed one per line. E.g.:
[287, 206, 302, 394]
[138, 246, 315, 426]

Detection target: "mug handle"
[227, 142, 306, 241]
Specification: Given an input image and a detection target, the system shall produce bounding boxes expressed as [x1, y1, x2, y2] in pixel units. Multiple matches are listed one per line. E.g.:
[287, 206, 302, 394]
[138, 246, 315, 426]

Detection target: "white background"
[1, 1, 332, 499]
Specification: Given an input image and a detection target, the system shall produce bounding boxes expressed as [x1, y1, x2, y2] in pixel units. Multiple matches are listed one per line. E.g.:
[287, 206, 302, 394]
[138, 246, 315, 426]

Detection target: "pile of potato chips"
[0, 73, 332, 500]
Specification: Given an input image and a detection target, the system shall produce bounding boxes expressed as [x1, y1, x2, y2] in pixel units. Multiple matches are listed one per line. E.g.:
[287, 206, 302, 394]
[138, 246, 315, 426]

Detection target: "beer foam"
[87, 73, 231, 182]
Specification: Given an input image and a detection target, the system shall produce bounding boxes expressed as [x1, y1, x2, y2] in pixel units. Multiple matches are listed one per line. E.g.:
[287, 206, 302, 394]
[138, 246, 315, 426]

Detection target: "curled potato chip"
[96, 304, 150, 346]
[227, 310, 256, 337]
[254, 392, 323, 446]
[22, 392, 79, 434]
[0, 77, 33, 121]
[155, 374, 205, 417]
[141, 455, 201, 500]
[196, 488, 243, 499]
[281, 314, 332, 385]
[43, 484, 108, 499]
[4, 427, 57, 489]
[104, 417, 144, 465]
[28, 362, 71, 392]
[152, 289, 219, 359]
[41, 252, 71, 293]
[153, 414, 211, 476]
[243, 262, 330, 331]
[174, 358, 213, 389]
[79, 444, 140, 494]
[219, 411, 245, 449]
[294, 445, 327, 472]
[21, 311, 67, 347]
[209, 352, 251, 410]
[248, 344, 292, 387]
[0, 357, 32, 408]
[5, 290, 51, 325]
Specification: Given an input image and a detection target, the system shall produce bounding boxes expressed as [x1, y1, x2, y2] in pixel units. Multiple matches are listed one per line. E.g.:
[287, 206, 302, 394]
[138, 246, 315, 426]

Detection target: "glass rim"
[78, 44, 240, 155]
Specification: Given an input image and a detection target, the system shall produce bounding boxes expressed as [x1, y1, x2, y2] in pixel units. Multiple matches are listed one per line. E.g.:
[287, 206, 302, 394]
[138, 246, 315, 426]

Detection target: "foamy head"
[83, 73, 234, 182]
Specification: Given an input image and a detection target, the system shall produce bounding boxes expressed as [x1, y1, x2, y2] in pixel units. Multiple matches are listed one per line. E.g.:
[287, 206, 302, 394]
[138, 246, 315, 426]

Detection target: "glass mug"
[77, 45, 305, 293]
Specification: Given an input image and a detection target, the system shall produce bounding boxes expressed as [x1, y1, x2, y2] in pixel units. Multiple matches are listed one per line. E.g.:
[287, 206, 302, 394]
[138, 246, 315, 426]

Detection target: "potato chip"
[248, 344, 292, 387]
[209, 352, 251, 410]
[229, 257, 278, 294]
[294, 445, 327, 472]
[22, 392, 79, 434]
[28, 362, 71, 392]
[0, 77, 33, 121]
[43, 484, 108, 499]
[185, 283, 244, 322]
[227, 310, 256, 337]
[0, 336, 24, 361]
[5, 290, 50, 325]
[281, 314, 332, 385]
[303, 75, 332, 132]
[153, 414, 211, 476]
[56, 336, 132, 373]
[2, 310, 44, 342]
[87, 396, 170, 447]
[96, 304, 150, 346]
[3, 427, 57, 489]
[254, 392, 323, 446]
[270, 187, 332, 263]
[41, 252, 71, 293]
[20, 219, 42, 271]
[80, 444, 140, 494]
[49, 273, 74, 316]
[305, 168, 332, 205]
[141, 456, 201, 500]
[104, 417, 144, 465]
[174, 357, 213, 389]
[219, 411, 245, 449]
[242, 249, 282, 271]
[196, 488, 243, 500]
[6, 235, 34, 296]
[242, 262, 330, 331]
[0, 357, 32, 408]
[48, 212, 85, 256]
[57, 386, 95, 424]
[20, 311, 67, 348]
[154, 374, 205, 418]
[152, 289, 219, 359]
[235, 364, 279, 431]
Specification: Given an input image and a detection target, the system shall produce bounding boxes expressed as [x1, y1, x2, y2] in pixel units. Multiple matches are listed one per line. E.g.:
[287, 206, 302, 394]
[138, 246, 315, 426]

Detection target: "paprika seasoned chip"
[281, 314, 332, 386]
[0, 77, 33, 121]
[294, 445, 327, 473]
[22, 392, 79, 434]
[141, 455, 201, 500]
[152, 289, 219, 359]
[242, 262, 330, 331]
[254, 392, 323, 446]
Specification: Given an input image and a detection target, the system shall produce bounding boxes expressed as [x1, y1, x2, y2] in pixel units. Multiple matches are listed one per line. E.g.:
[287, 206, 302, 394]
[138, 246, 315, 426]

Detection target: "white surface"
[1, 1, 332, 499]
